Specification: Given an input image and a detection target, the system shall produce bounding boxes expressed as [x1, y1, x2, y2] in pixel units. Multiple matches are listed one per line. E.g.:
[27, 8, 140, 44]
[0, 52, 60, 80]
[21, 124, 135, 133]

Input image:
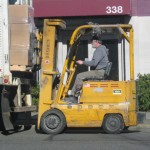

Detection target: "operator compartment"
[80, 80, 136, 104]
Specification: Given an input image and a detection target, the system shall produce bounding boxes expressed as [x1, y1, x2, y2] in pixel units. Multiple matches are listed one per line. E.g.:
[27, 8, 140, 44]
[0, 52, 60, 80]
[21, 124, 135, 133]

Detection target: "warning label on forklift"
[113, 89, 122, 95]
[45, 60, 50, 64]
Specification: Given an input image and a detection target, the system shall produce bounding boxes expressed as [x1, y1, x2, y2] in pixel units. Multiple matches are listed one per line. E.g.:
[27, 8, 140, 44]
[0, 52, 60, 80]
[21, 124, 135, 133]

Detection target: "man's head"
[90, 35, 102, 48]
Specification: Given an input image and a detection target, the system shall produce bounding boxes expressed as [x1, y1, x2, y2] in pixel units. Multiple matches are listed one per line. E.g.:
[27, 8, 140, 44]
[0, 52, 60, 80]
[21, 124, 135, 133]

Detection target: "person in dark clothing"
[66, 35, 109, 102]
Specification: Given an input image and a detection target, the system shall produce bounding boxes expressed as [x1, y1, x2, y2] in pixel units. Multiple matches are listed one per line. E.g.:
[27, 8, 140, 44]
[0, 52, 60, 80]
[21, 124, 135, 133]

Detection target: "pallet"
[10, 65, 31, 71]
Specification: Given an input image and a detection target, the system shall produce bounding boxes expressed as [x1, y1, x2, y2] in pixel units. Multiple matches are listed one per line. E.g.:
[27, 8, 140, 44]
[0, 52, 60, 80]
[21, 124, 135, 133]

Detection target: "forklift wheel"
[40, 109, 66, 134]
[103, 114, 124, 134]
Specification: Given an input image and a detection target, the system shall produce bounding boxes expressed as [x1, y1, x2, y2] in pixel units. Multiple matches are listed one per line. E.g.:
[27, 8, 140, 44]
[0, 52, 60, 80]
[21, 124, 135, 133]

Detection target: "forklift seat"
[83, 62, 112, 81]
[103, 62, 112, 80]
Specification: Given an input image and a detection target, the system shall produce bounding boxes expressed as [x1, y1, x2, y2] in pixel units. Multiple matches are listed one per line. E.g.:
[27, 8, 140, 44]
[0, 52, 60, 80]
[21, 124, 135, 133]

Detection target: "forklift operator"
[69, 35, 109, 101]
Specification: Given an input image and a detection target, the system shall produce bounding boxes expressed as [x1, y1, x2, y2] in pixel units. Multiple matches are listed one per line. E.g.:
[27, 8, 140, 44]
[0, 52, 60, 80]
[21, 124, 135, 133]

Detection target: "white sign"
[113, 89, 122, 95]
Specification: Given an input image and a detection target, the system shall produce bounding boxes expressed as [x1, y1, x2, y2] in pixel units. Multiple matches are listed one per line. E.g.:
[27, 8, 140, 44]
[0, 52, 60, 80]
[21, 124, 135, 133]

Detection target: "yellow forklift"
[37, 19, 137, 134]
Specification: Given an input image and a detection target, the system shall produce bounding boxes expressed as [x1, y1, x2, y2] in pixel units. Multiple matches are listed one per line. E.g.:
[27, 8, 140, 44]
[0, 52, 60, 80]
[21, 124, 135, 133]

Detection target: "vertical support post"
[130, 28, 134, 80]
[88, 43, 94, 71]
[16, 78, 22, 107]
[118, 42, 123, 81]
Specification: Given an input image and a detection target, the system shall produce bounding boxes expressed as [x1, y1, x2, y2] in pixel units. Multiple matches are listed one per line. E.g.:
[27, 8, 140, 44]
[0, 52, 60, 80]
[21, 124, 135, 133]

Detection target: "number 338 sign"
[106, 6, 123, 14]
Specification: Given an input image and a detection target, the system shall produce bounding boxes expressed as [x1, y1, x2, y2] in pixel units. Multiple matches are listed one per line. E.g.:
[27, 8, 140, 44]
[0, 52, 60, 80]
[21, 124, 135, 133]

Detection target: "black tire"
[103, 114, 124, 134]
[40, 109, 66, 134]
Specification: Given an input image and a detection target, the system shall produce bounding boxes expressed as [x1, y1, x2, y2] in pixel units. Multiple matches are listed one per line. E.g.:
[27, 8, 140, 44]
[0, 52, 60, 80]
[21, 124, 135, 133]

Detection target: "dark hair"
[91, 35, 102, 44]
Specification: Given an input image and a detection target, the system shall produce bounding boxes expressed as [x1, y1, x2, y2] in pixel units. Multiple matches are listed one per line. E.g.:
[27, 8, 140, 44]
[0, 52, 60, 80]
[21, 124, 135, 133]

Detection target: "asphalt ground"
[0, 126, 150, 150]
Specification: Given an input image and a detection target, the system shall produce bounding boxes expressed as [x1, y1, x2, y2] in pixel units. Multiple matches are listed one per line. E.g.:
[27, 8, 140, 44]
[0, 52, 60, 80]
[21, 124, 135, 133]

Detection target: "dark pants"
[71, 69, 105, 97]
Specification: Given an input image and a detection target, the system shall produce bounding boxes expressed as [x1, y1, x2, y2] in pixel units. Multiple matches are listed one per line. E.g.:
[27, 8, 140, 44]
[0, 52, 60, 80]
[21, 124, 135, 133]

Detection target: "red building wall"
[33, 0, 150, 18]
[131, 0, 150, 16]
[33, 0, 131, 17]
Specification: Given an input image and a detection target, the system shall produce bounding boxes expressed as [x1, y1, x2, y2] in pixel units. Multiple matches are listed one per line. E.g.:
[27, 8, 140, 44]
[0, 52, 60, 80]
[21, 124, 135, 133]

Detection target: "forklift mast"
[37, 19, 66, 128]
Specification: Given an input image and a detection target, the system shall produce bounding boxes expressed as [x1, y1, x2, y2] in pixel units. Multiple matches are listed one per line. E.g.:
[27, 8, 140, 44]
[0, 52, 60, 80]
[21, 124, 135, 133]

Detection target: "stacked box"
[10, 24, 32, 65]
[8, 5, 36, 66]
[8, 5, 34, 24]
